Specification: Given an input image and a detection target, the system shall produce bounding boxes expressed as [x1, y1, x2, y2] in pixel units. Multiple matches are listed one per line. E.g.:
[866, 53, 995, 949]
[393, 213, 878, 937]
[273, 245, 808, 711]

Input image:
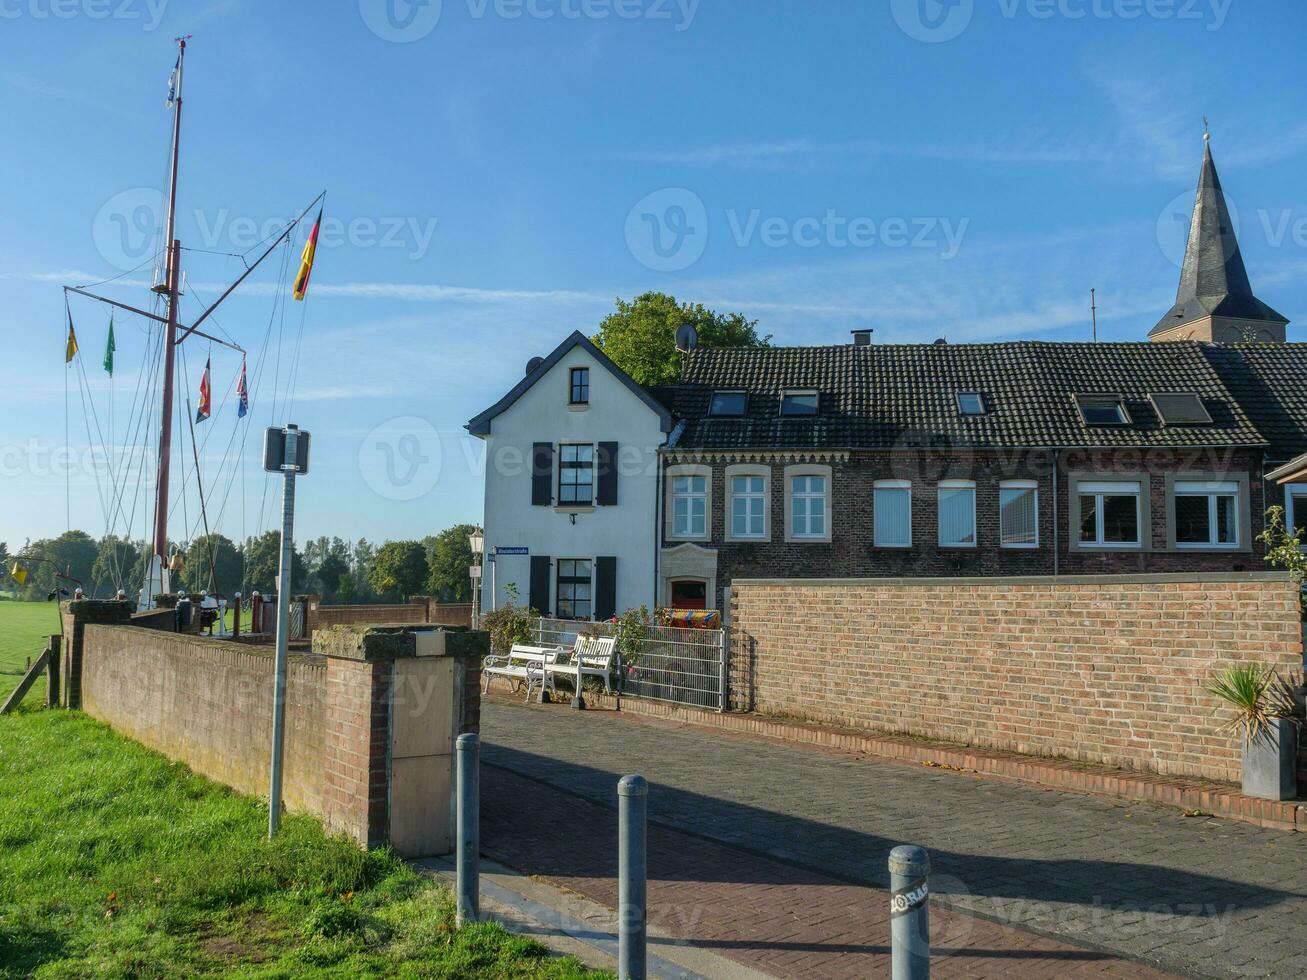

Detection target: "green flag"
[103, 315, 115, 376]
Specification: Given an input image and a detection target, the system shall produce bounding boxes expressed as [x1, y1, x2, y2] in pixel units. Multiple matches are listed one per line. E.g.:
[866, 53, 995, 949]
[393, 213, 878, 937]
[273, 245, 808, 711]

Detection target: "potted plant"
[1207, 665, 1303, 800]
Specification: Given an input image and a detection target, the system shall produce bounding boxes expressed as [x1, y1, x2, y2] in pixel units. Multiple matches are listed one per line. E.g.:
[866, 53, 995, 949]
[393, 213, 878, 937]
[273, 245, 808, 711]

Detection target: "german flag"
[293, 208, 322, 301]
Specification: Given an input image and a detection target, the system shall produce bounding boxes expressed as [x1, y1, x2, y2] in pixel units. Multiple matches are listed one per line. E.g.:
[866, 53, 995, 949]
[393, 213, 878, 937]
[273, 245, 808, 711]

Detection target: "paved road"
[481, 700, 1307, 978]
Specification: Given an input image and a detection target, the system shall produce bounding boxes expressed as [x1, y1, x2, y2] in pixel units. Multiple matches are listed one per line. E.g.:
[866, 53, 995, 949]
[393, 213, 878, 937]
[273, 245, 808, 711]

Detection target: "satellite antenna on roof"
[1091, 288, 1099, 343]
[675, 323, 699, 352]
[525, 356, 544, 377]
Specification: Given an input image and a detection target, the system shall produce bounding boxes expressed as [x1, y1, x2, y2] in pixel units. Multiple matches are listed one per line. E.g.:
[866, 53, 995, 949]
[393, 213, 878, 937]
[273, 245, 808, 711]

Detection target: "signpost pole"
[266, 424, 309, 840]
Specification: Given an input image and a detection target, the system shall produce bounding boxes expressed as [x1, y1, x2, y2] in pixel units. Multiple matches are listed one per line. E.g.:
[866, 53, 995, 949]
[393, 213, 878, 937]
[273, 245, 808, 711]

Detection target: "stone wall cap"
[313, 624, 487, 661]
[732, 571, 1296, 589]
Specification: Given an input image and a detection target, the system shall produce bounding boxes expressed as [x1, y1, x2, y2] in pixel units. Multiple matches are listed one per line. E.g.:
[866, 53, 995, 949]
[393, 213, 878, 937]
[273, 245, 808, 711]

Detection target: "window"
[790, 475, 827, 538]
[1078, 481, 1142, 548]
[956, 392, 986, 416]
[556, 559, 592, 620]
[730, 474, 767, 539]
[569, 367, 589, 404]
[999, 481, 1038, 548]
[937, 481, 977, 548]
[873, 481, 912, 548]
[780, 390, 819, 416]
[710, 391, 748, 416]
[1075, 394, 1130, 426]
[671, 474, 708, 538]
[1287, 487, 1307, 545]
[1150, 392, 1212, 426]
[1174, 481, 1239, 548]
[558, 444, 594, 505]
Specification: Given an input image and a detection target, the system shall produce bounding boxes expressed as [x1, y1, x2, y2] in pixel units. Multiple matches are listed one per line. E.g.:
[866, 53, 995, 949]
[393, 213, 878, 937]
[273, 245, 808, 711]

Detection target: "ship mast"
[152, 35, 188, 577]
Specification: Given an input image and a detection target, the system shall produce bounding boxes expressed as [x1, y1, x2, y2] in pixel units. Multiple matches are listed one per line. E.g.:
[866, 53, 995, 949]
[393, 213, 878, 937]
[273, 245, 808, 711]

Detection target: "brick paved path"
[481, 700, 1307, 979]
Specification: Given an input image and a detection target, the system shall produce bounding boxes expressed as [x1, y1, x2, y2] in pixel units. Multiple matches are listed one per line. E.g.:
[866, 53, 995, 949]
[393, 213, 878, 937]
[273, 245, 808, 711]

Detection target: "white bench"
[541, 635, 618, 697]
[483, 639, 582, 700]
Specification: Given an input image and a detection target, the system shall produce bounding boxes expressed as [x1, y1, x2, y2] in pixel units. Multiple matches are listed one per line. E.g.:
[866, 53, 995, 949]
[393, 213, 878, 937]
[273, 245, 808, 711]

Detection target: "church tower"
[1151, 136, 1289, 343]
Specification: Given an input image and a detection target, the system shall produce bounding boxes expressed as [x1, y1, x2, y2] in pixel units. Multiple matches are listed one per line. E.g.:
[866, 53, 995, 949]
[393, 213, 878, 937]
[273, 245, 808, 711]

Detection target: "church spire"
[1151, 133, 1288, 343]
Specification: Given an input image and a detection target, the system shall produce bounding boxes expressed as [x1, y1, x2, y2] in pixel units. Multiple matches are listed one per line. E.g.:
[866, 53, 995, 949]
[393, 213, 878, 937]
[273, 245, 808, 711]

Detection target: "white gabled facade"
[468, 332, 672, 620]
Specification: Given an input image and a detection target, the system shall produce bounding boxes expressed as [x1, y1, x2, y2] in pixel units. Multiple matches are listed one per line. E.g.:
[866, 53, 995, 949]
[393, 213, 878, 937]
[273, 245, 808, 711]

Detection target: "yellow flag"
[9, 561, 27, 586]
[65, 321, 79, 363]
[293, 208, 323, 301]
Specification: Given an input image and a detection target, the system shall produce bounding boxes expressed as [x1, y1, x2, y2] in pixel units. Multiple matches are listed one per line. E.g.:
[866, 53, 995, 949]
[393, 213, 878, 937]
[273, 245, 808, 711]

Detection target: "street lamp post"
[468, 528, 484, 629]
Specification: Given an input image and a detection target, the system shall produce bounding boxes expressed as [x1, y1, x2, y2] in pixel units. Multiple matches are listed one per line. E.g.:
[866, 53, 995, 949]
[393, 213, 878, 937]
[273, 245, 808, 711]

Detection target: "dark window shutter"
[594, 556, 617, 621]
[531, 443, 554, 506]
[597, 441, 619, 506]
[529, 556, 551, 614]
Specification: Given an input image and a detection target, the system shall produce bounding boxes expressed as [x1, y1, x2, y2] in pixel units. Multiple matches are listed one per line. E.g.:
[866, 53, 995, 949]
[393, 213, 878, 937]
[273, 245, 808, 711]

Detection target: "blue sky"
[3, 0, 1306, 551]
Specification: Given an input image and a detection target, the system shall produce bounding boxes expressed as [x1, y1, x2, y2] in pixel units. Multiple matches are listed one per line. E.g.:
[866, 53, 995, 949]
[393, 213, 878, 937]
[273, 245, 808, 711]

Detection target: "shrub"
[1257, 505, 1307, 617]
[1207, 664, 1304, 745]
[481, 583, 538, 653]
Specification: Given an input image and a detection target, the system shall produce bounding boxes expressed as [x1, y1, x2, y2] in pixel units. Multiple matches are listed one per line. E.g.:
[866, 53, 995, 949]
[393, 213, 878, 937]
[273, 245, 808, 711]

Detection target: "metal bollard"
[889, 845, 931, 980]
[456, 733, 480, 926]
[618, 774, 648, 980]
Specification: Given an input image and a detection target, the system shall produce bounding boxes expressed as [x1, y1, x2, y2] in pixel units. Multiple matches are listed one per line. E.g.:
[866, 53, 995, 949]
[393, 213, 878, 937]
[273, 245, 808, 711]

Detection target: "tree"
[425, 524, 477, 602]
[315, 553, 349, 603]
[336, 570, 358, 604]
[19, 531, 98, 599]
[91, 535, 142, 596]
[591, 292, 770, 386]
[180, 534, 242, 595]
[242, 531, 304, 596]
[368, 540, 427, 602]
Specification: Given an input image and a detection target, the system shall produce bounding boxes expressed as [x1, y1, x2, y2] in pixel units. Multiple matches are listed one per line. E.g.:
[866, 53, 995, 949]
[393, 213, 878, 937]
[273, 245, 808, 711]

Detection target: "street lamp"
[468, 528, 484, 629]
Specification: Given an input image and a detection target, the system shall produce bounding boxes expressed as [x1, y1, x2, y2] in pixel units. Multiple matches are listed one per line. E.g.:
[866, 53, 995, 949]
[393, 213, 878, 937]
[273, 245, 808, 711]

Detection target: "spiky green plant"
[1207, 664, 1301, 746]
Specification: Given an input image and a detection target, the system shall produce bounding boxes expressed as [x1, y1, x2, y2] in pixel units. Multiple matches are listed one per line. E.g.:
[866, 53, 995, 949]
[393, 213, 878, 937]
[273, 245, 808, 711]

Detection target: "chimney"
[850, 329, 873, 347]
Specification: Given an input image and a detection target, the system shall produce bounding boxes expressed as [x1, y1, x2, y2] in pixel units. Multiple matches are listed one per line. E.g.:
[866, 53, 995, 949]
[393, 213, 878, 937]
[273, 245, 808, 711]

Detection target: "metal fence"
[531, 617, 726, 710]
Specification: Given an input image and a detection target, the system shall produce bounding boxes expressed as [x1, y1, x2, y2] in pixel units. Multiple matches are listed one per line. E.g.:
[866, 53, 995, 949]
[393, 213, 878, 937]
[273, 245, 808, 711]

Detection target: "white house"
[467, 331, 674, 619]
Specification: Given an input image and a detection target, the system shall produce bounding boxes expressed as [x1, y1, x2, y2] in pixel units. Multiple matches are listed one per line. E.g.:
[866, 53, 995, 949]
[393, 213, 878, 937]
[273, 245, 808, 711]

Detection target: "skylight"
[956, 392, 986, 416]
[1150, 392, 1213, 426]
[1074, 394, 1130, 427]
[780, 390, 819, 416]
[709, 391, 748, 416]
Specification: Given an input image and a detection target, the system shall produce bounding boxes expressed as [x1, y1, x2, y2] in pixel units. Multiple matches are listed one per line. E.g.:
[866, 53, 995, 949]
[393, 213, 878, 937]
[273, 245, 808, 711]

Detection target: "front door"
[670, 579, 707, 610]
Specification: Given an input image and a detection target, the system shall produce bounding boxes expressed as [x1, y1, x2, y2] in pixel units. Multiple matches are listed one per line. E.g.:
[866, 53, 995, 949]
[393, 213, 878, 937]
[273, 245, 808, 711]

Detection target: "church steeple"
[1151, 135, 1288, 343]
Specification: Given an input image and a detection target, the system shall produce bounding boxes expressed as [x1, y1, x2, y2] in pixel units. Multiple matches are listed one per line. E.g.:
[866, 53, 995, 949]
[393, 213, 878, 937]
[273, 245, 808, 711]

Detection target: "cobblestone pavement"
[481, 700, 1307, 979]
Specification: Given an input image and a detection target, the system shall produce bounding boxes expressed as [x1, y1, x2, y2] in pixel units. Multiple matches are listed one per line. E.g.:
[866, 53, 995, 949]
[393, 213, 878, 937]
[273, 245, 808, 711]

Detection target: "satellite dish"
[525, 356, 544, 376]
[933, 337, 949, 346]
[675, 323, 699, 353]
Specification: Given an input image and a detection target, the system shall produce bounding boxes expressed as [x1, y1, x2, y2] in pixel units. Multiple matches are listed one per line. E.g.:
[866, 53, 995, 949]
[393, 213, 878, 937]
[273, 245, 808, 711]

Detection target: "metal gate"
[532, 617, 727, 710]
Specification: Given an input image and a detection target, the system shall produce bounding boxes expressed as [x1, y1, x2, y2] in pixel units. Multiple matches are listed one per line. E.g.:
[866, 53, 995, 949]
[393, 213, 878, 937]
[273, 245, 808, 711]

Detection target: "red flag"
[196, 357, 211, 423]
[293, 208, 322, 301]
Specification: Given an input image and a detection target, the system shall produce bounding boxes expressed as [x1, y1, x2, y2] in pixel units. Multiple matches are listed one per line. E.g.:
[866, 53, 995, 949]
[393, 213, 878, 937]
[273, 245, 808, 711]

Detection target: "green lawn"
[0, 602, 604, 978]
[0, 600, 63, 705]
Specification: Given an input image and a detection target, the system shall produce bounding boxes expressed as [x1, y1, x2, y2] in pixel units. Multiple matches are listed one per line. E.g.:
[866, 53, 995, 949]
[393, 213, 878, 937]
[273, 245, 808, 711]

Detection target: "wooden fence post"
[46, 635, 61, 708]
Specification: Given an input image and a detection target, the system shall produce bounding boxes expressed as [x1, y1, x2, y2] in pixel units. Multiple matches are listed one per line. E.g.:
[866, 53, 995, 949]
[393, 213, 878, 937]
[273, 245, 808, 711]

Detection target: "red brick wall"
[730, 573, 1304, 783]
[323, 657, 391, 848]
[306, 602, 428, 638]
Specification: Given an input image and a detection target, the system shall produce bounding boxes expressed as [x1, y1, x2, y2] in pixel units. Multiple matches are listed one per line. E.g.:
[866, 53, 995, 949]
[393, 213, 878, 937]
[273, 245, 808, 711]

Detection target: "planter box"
[1242, 718, 1298, 801]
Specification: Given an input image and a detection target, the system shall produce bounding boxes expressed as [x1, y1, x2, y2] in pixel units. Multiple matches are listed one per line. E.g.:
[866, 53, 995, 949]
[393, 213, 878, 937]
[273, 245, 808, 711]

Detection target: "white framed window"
[666, 465, 711, 541]
[1287, 486, 1307, 545]
[1173, 481, 1240, 549]
[709, 391, 748, 416]
[999, 480, 1039, 549]
[726, 465, 769, 541]
[780, 390, 819, 416]
[873, 480, 912, 548]
[956, 392, 986, 416]
[1078, 481, 1142, 548]
[937, 480, 977, 548]
[1074, 394, 1130, 426]
[784, 465, 831, 542]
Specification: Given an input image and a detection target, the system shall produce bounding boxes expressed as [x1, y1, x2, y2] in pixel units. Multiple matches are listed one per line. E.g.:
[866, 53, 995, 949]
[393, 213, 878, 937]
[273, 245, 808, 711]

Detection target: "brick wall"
[729, 572, 1304, 783]
[75, 621, 487, 856]
[424, 602, 474, 628]
[306, 601, 428, 637]
[666, 449, 1269, 609]
[80, 625, 327, 813]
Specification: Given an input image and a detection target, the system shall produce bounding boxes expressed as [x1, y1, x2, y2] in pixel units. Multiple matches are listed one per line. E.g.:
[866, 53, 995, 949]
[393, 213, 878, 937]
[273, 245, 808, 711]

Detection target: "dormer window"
[709, 391, 748, 416]
[1074, 394, 1130, 427]
[956, 392, 986, 416]
[780, 390, 819, 416]
[569, 367, 589, 405]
